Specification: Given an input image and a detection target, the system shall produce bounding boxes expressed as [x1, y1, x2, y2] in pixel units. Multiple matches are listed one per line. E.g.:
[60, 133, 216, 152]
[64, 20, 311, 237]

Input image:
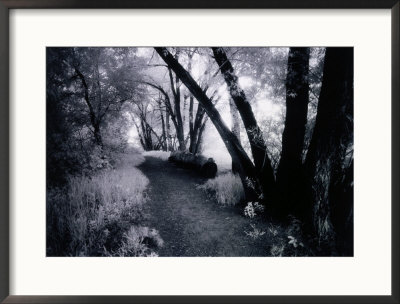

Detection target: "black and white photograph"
[46, 47, 353, 257]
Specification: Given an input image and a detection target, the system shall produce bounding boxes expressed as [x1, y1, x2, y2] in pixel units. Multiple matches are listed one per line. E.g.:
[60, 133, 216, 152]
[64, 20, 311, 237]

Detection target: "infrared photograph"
[46, 47, 353, 257]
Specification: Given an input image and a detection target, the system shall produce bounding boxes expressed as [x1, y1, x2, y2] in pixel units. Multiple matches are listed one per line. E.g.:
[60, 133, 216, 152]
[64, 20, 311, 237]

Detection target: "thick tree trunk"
[276, 47, 310, 215]
[155, 47, 261, 201]
[304, 47, 353, 253]
[211, 47, 276, 203]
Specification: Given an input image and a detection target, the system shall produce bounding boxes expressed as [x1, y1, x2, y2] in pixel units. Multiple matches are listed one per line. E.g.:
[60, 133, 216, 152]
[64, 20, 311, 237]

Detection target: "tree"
[131, 101, 165, 151]
[276, 47, 310, 215]
[154, 94, 168, 151]
[47, 47, 144, 184]
[73, 66, 103, 146]
[69, 48, 137, 147]
[143, 49, 212, 154]
[154, 47, 312, 205]
[211, 47, 277, 203]
[188, 101, 208, 154]
[155, 46, 353, 254]
[167, 64, 186, 151]
[154, 47, 263, 200]
[186, 50, 209, 154]
[304, 47, 354, 253]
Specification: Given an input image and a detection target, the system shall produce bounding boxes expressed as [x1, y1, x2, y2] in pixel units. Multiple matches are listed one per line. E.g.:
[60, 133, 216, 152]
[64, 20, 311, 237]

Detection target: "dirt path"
[138, 156, 270, 257]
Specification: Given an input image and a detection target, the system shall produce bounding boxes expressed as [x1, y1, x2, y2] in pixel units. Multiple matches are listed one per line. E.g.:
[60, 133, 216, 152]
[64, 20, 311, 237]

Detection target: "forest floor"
[138, 156, 271, 257]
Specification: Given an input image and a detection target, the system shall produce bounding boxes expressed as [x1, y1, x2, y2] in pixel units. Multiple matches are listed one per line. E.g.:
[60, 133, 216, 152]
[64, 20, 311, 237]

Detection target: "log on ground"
[168, 151, 217, 178]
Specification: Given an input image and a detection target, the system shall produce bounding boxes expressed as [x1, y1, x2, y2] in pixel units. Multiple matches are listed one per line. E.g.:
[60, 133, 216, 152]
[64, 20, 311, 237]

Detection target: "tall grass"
[47, 152, 163, 256]
[114, 225, 164, 257]
[198, 172, 245, 206]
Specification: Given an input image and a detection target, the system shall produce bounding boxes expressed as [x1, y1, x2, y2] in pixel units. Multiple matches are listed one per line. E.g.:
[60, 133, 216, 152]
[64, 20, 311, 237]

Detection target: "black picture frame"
[0, 1, 399, 303]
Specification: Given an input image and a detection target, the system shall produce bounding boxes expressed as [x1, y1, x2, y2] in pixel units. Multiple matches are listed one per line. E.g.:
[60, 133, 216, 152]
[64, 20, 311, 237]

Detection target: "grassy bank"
[46, 151, 163, 257]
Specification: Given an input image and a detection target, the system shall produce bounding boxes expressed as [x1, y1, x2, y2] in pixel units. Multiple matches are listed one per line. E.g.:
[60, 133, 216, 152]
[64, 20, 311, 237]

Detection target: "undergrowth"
[46, 151, 163, 257]
[198, 172, 245, 206]
[107, 226, 164, 257]
[243, 215, 315, 257]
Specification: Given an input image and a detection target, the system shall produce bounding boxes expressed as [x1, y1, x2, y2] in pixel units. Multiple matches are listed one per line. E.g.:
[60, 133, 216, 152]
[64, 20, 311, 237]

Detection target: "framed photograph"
[0, 0, 398, 303]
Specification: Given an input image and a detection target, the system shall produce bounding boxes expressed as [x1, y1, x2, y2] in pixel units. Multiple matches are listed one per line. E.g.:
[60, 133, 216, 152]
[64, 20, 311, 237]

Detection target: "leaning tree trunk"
[211, 47, 276, 203]
[276, 47, 310, 216]
[304, 47, 354, 254]
[155, 47, 262, 201]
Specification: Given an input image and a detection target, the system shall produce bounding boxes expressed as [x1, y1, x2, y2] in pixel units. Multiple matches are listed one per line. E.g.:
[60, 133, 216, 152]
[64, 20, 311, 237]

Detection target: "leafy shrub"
[287, 235, 304, 249]
[268, 223, 279, 236]
[85, 145, 113, 174]
[270, 243, 286, 257]
[198, 173, 245, 206]
[264, 217, 313, 257]
[244, 224, 266, 240]
[102, 119, 129, 154]
[244, 202, 265, 218]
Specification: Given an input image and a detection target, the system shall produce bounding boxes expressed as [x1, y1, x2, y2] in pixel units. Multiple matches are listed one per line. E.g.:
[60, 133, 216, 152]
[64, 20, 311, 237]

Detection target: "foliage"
[244, 202, 265, 218]
[198, 173, 245, 206]
[265, 217, 313, 257]
[240, 216, 313, 256]
[46, 153, 161, 256]
[47, 47, 143, 185]
[107, 225, 164, 257]
[244, 224, 266, 240]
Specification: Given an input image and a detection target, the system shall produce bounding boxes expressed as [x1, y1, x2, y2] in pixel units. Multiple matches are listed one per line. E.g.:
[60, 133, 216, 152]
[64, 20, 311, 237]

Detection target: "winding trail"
[138, 156, 269, 257]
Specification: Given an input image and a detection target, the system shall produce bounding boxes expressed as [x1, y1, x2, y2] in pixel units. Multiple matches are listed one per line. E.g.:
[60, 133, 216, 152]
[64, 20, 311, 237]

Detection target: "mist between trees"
[47, 47, 353, 256]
